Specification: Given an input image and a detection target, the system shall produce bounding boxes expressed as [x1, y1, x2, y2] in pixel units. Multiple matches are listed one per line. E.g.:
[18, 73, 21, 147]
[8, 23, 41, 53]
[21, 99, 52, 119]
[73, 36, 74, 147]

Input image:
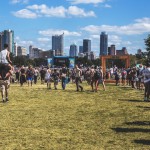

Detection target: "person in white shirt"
[0, 43, 13, 80]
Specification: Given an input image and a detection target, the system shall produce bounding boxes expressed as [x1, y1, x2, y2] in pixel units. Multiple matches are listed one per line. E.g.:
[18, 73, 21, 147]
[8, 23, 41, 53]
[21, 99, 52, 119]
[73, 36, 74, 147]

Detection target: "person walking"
[20, 66, 26, 86]
[26, 65, 34, 86]
[74, 65, 83, 92]
[34, 67, 39, 84]
[61, 64, 67, 90]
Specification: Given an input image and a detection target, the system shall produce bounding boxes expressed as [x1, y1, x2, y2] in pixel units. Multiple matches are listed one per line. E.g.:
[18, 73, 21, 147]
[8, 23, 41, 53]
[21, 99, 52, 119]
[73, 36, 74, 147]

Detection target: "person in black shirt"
[52, 69, 60, 90]
[40, 67, 46, 84]
[20, 66, 26, 86]
[61, 64, 67, 90]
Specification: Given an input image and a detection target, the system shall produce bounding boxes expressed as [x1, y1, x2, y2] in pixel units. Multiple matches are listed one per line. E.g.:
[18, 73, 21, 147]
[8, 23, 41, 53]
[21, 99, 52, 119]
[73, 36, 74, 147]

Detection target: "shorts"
[0, 63, 11, 74]
[27, 77, 33, 81]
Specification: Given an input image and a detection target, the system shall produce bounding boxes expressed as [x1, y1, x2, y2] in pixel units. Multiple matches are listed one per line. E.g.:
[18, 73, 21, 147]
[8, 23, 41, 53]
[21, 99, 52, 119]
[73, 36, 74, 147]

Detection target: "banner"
[69, 58, 75, 68]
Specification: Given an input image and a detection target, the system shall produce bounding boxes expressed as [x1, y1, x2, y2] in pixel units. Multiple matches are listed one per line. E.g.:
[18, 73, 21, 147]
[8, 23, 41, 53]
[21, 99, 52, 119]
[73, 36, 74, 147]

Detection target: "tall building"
[137, 49, 142, 55]
[14, 42, 18, 56]
[116, 47, 128, 55]
[29, 45, 34, 58]
[52, 33, 64, 56]
[17, 46, 27, 56]
[100, 32, 108, 56]
[0, 30, 14, 54]
[29, 45, 43, 59]
[40, 50, 55, 58]
[69, 44, 77, 57]
[110, 45, 116, 55]
[79, 46, 83, 53]
[89, 51, 96, 60]
[83, 39, 91, 54]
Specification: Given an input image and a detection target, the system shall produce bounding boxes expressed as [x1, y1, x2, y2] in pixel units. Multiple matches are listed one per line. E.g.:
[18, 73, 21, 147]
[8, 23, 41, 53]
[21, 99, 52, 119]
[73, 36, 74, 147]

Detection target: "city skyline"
[0, 0, 150, 56]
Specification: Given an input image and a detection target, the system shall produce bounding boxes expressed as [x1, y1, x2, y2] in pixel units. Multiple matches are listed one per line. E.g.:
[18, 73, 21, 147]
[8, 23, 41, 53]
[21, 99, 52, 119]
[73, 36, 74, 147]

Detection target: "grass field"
[0, 81, 150, 150]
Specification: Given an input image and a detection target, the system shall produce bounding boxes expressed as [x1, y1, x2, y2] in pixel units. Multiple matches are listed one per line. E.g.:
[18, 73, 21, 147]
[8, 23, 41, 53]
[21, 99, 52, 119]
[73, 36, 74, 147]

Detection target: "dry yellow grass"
[0, 81, 149, 150]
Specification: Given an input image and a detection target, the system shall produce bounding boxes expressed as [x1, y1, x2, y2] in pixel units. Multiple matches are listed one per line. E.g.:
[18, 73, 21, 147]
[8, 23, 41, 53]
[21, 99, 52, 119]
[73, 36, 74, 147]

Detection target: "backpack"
[121, 70, 126, 77]
[94, 70, 101, 78]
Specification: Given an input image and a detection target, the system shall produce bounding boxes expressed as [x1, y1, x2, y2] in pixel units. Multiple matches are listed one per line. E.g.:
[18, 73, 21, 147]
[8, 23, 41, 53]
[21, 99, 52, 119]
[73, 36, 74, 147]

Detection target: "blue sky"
[0, 0, 150, 56]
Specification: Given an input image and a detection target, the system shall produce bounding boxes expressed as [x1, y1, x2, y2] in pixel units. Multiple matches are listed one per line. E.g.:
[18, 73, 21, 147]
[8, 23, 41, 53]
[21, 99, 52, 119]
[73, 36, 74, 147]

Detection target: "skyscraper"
[17, 46, 27, 56]
[83, 39, 91, 54]
[52, 33, 64, 56]
[0, 30, 14, 54]
[69, 44, 77, 57]
[110, 44, 116, 55]
[79, 46, 83, 53]
[100, 32, 108, 56]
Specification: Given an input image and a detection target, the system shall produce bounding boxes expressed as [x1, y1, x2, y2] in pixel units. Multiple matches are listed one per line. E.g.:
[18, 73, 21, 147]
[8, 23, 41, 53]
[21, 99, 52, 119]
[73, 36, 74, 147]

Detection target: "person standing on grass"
[75, 65, 83, 92]
[142, 64, 150, 102]
[90, 65, 95, 92]
[94, 66, 101, 92]
[121, 68, 127, 86]
[114, 69, 121, 86]
[15, 68, 20, 83]
[99, 66, 106, 91]
[40, 67, 46, 84]
[34, 67, 39, 84]
[26, 65, 34, 86]
[45, 67, 52, 89]
[61, 64, 67, 90]
[20, 65, 26, 86]
[52, 69, 60, 90]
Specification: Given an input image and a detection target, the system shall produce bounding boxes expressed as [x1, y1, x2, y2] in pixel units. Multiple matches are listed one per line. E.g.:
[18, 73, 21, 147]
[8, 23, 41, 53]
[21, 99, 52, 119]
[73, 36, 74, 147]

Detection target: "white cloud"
[68, 6, 95, 17]
[27, 5, 66, 17]
[10, 0, 29, 4]
[81, 17, 150, 35]
[39, 29, 81, 37]
[12, 9, 38, 18]
[12, 4, 96, 18]
[37, 38, 50, 42]
[109, 35, 122, 43]
[15, 36, 33, 45]
[104, 4, 112, 8]
[90, 35, 99, 39]
[67, 0, 105, 5]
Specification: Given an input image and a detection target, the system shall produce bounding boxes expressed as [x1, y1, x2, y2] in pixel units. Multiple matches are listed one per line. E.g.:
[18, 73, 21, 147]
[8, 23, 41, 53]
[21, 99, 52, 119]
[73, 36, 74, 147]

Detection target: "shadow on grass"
[111, 127, 150, 133]
[125, 121, 150, 126]
[134, 139, 150, 145]
[118, 99, 144, 102]
[137, 106, 150, 110]
[119, 86, 134, 90]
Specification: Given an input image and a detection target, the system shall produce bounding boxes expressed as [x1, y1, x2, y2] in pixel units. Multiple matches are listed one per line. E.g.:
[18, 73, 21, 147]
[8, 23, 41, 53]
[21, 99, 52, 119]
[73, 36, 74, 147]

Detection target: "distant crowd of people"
[0, 44, 150, 102]
[9, 62, 150, 102]
[11, 64, 106, 92]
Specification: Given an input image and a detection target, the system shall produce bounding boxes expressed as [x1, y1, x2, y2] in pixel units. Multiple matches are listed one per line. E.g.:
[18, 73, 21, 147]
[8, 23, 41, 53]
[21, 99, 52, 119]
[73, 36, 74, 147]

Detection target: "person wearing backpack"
[94, 66, 101, 92]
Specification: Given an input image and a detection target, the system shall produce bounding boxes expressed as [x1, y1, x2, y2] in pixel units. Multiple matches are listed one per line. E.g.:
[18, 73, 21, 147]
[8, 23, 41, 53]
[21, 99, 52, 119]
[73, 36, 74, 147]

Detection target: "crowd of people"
[11, 64, 106, 92]
[9, 62, 150, 102]
[0, 44, 150, 102]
